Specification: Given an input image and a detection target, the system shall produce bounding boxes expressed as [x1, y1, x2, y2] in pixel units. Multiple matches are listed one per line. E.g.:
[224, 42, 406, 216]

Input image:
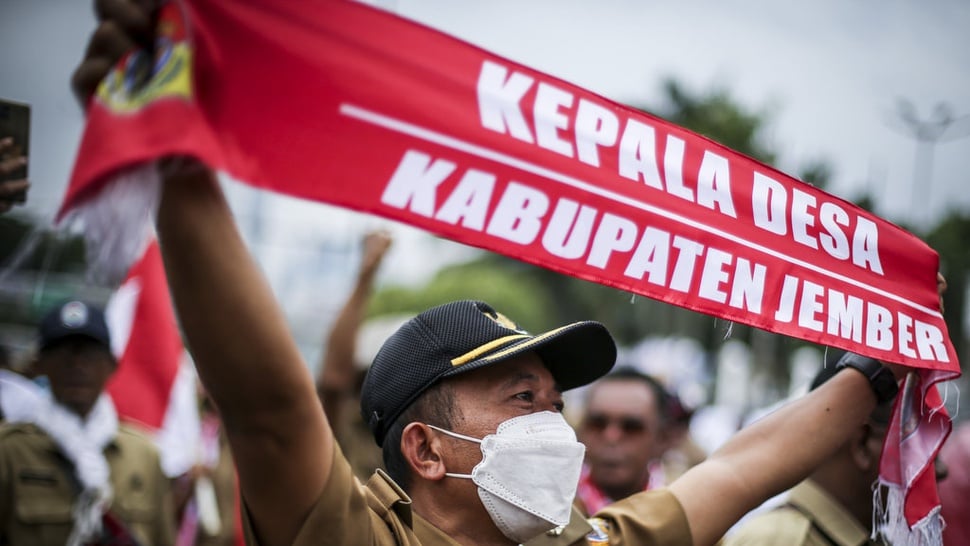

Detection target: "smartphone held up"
[0, 98, 31, 209]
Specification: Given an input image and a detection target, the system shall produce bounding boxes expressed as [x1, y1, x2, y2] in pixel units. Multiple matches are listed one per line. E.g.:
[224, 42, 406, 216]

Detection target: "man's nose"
[601, 422, 626, 442]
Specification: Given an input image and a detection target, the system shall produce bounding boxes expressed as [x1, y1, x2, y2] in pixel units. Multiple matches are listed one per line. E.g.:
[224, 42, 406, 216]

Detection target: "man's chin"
[591, 469, 632, 490]
[56, 392, 99, 415]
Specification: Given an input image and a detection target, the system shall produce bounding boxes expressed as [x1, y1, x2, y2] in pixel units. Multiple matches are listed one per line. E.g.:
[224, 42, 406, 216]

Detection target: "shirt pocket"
[110, 470, 159, 523]
[13, 467, 74, 524]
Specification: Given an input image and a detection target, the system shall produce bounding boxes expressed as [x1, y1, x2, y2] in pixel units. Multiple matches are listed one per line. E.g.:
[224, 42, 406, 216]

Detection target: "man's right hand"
[71, 0, 156, 108]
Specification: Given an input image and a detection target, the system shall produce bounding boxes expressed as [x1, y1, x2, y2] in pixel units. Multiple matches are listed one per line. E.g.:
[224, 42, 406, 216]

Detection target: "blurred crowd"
[3, 217, 965, 545]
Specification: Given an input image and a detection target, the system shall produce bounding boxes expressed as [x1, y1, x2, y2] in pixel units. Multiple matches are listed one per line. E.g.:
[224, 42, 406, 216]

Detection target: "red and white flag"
[60, 1, 960, 543]
[105, 238, 200, 478]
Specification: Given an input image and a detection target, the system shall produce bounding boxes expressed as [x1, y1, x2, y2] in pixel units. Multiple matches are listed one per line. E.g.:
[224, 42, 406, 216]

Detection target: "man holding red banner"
[103, 159, 905, 546]
[72, 7, 917, 546]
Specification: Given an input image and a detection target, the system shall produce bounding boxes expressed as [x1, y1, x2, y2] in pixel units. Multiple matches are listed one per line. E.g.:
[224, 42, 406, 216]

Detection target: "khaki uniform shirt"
[723, 480, 881, 546]
[0, 422, 176, 546]
[244, 442, 691, 545]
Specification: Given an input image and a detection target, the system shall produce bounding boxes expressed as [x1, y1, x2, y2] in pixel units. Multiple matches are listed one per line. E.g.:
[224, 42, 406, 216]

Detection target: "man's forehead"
[500, 369, 561, 391]
[587, 380, 660, 409]
[590, 377, 658, 397]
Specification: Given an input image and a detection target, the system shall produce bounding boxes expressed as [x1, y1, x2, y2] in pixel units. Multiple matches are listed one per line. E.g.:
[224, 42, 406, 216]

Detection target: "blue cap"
[38, 300, 111, 350]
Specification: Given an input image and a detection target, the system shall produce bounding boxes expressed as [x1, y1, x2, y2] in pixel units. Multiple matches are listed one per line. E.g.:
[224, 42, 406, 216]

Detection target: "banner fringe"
[60, 165, 161, 286]
[874, 481, 945, 546]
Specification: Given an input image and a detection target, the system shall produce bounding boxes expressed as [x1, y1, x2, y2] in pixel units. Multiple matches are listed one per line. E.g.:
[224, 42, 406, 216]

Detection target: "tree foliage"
[925, 211, 970, 364]
[643, 79, 778, 165]
[0, 214, 96, 326]
[0, 214, 87, 274]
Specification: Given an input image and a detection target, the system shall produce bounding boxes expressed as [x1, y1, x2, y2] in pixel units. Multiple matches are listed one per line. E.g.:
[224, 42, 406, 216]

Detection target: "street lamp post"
[890, 99, 970, 229]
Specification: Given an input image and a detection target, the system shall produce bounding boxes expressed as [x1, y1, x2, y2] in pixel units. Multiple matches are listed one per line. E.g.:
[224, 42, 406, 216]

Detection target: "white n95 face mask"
[428, 411, 585, 544]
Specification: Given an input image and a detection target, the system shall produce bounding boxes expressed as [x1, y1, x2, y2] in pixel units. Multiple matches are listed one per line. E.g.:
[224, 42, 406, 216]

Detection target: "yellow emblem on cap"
[483, 310, 523, 332]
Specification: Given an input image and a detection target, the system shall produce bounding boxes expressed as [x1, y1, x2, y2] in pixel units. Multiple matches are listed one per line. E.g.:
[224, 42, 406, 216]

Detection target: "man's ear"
[849, 423, 880, 472]
[401, 423, 447, 482]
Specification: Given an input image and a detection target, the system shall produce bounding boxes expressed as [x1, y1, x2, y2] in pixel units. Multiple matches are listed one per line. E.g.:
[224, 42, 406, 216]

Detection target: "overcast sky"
[1, 0, 969, 279]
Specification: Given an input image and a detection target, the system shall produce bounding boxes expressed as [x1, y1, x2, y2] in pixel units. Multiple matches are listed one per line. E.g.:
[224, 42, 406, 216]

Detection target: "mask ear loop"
[426, 424, 482, 479]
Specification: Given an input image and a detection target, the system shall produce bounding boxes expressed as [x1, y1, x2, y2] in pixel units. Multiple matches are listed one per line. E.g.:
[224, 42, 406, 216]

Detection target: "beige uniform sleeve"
[596, 489, 694, 546]
[243, 441, 417, 546]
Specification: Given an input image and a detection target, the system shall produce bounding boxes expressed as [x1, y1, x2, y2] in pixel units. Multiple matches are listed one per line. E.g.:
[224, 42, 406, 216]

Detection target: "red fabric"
[880, 372, 954, 539]
[106, 240, 183, 430]
[87, 511, 139, 546]
[61, 0, 961, 535]
[939, 422, 970, 546]
[576, 464, 617, 516]
[576, 464, 655, 515]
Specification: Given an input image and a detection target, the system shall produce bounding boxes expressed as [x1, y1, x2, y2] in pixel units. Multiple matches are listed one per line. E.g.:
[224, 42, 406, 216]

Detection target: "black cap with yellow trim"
[360, 300, 616, 446]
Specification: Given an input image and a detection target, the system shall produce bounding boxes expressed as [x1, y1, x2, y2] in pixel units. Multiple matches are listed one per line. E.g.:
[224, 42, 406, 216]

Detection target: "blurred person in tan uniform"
[316, 230, 393, 480]
[0, 300, 175, 546]
[723, 353, 895, 546]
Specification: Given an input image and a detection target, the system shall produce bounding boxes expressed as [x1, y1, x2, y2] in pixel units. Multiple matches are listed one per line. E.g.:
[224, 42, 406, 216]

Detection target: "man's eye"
[515, 391, 534, 402]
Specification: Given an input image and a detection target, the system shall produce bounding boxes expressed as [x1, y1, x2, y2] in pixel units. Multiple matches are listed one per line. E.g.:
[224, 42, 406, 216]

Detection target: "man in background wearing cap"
[724, 352, 897, 546]
[0, 300, 176, 546]
[73, 6, 910, 546]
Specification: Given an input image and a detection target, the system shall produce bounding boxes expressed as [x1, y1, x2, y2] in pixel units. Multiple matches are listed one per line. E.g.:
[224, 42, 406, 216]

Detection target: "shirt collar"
[412, 513, 467, 546]
[788, 480, 873, 546]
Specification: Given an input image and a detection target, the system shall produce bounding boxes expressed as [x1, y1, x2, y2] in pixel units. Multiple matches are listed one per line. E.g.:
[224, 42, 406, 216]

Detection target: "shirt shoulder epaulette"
[0, 422, 52, 446]
[723, 506, 812, 546]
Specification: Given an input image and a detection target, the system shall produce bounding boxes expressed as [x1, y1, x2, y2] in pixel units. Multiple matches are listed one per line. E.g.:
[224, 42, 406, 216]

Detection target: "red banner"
[62, 0, 958, 374]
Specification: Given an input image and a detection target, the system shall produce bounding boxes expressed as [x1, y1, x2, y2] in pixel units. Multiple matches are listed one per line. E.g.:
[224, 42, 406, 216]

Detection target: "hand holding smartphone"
[0, 98, 31, 210]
